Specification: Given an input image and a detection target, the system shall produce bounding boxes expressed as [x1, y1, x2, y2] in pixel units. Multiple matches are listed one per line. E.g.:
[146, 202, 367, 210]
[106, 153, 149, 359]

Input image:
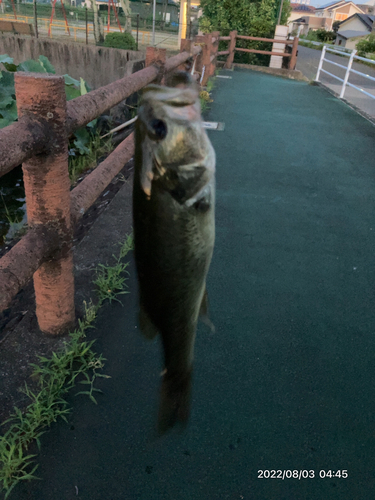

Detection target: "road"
[296, 45, 375, 119]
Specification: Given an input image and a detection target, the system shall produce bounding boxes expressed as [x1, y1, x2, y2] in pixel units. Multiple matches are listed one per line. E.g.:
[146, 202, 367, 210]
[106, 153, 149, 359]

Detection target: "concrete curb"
[312, 81, 375, 127]
[218, 61, 309, 81]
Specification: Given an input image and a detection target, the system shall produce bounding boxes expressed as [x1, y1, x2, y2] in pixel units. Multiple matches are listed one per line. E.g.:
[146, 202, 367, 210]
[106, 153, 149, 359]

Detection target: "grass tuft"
[0, 233, 133, 498]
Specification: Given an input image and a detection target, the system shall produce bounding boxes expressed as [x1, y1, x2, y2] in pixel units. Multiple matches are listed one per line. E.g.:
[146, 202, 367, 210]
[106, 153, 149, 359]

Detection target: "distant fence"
[0, 4, 193, 48]
[0, 43, 202, 335]
[213, 31, 299, 71]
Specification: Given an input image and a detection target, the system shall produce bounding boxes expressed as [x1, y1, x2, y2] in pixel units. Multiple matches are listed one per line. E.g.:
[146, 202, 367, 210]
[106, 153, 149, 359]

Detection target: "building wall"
[346, 36, 364, 49]
[340, 16, 370, 31]
[0, 34, 144, 89]
[336, 33, 347, 45]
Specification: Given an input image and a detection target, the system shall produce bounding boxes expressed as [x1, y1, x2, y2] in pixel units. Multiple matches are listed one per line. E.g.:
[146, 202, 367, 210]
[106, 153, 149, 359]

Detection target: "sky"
[307, 0, 369, 7]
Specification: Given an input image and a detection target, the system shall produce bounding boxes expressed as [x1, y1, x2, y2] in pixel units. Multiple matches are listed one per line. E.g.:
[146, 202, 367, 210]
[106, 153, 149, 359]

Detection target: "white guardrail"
[315, 45, 375, 100]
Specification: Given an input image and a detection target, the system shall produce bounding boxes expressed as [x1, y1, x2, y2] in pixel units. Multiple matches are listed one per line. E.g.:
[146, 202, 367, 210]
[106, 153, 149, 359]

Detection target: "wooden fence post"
[225, 30, 237, 69]
[145, 46, 166, 83]
[179, 38, 192, 71]
[145, 46, 167, 68]
[14, 73, 74, 335]
[208, 30, 220, 78]
[289, 36, 299, 70]
[201, 33, 212, 86]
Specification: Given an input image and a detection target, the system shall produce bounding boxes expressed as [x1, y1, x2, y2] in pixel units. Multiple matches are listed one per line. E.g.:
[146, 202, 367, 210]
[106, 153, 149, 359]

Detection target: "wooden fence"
[0, 30, 298, 336]
[0, 43, 202, 335]
[217, 31, 299, 72]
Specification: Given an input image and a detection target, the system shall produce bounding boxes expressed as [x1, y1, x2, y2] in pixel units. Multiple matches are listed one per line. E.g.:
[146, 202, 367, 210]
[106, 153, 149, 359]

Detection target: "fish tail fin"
[157, 369, 192, 435]
[199, 287, 215, 333]
[139, 303, 159, 340]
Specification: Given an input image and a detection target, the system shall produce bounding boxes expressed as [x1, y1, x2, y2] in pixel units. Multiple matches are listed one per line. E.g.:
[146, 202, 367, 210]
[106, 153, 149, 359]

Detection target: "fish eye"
[149, 119, 167, 140]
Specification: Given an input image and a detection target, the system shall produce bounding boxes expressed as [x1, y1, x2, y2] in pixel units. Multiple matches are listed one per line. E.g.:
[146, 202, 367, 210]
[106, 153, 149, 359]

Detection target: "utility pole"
[33, 0, 38, 38]
[277, 0, 284, 26]
[152, 0, 156, 46]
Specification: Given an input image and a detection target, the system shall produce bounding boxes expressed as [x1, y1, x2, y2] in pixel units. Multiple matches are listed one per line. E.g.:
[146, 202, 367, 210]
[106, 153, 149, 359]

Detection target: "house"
[357, 0, 375, 16]
[289, 16, 325, 35]
[288, 0, 364, 34]
[288, 3, 316, 32]
[314, 1, 365, 31]
[335, 13, 374, 47]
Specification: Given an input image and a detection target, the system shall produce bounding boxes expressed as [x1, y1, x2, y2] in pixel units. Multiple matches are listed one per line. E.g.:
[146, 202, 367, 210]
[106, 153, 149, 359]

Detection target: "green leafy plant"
[315, 28, 336, 43]
[0, 233, 133, 498]
[93, 233, 134, 304]
[103, 32, 137, 50]
[0, 54, 94, 155]
[199, 0, 292, 66]
[69, 131, 114, 185]
[357, 34, 375, 57]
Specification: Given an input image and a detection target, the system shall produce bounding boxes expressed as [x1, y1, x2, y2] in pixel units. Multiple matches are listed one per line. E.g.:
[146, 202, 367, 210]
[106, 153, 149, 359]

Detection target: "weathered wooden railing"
[216, 31, 299, 72]
[0, 44, 202, 335]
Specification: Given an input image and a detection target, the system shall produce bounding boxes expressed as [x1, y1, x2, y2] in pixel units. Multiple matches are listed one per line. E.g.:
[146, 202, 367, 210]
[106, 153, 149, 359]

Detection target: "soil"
[0, 152, 135, 424]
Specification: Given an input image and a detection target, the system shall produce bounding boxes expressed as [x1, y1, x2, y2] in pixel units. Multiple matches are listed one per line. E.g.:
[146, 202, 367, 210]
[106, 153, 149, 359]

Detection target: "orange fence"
[0, 44, 202, 335]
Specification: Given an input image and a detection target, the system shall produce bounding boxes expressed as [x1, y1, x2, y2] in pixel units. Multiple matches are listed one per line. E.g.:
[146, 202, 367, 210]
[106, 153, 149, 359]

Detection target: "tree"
[332, 20, 340, 33]
[199, 0, 291, 65]
[356, 34, 375, 57]
[89, 0, 104, 44]
[199, 0, 291, 36]
[118, 0, 132, 33]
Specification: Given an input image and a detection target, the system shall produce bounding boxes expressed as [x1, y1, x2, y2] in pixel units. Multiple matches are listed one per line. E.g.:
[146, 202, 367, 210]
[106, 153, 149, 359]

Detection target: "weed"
[93, 234, 134, 305]
[69, 132, 114, 185]
[200, 90, 213, 114]
[0, 233, 133, 498]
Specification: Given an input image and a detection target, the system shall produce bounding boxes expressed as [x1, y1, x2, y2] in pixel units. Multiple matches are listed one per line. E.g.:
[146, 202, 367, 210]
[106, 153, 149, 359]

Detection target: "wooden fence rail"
[0, 30, 298, 335]
[0, 44, 201, 335]
[218, 31, 299, 70]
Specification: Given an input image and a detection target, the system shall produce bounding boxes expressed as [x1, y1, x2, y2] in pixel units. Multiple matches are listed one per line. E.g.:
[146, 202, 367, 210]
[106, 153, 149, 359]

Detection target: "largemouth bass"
[133, 72, 215, 434]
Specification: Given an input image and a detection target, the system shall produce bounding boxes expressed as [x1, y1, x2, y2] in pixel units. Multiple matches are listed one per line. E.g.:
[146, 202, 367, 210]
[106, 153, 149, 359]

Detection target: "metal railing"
[0, 44, 202, 335]
[315, 45, 375, 101]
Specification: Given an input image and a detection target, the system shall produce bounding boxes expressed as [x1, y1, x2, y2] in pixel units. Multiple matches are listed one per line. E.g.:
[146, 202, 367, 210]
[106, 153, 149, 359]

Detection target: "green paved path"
[18, 70, 375, 499]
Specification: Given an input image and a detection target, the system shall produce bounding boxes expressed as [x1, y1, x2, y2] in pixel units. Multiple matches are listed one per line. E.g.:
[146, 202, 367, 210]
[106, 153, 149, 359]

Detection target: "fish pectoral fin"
[139, 304, 159, 340]
[168, 166, 208, 205]
[199, 288, 215, 333]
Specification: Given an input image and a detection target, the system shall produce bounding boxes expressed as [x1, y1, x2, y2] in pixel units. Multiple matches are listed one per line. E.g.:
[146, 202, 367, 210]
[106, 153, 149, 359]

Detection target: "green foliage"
[68, 131, 114, 185]
[0, 54, 98, 174]
[199, 0, 291, 66]
[0, 233, 134, 498]
[298, 40, 324, 50]
[93, 233, 134, 304]
[103, 32, 137, 50]
[332, 21, 340, 33]
[356, 34, 375, 57]
[315, 28, 336, 42]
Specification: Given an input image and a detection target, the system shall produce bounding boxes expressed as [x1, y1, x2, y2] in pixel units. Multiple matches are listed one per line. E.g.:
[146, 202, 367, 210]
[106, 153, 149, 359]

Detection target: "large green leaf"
[63, 74, 80, 87]
[0, 101, 18, 122]
[0, 71, 15, 97]
[0, 117, 12, 129]
[0, 91, 14, 109]
[0, 54, 14, 65]
[73, 127, 90, 155]
[65, 85, 81, 101]
[80, 77, 88, 96]
[39, 55, 55, 74]
[2, 62, 18, 72]
[18, 59, 46, 73]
